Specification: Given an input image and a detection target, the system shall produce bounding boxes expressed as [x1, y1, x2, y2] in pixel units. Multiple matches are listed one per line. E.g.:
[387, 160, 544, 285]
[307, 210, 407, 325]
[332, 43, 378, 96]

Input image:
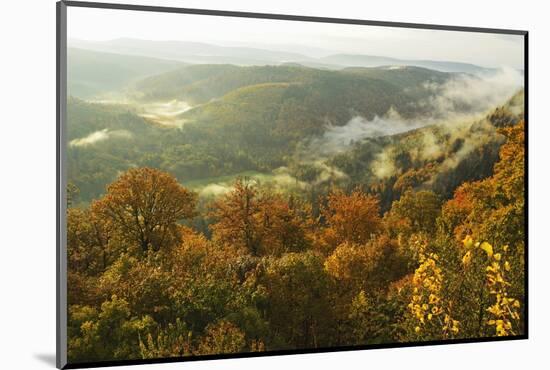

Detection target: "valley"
[65, 37, 526, 362]
[66, 46, 524, 210]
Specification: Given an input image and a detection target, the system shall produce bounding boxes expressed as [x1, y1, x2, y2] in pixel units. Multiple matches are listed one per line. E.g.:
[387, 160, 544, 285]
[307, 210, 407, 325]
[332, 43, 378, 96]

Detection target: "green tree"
[257, 252, 332, 349]
[387, 190, 441, 235]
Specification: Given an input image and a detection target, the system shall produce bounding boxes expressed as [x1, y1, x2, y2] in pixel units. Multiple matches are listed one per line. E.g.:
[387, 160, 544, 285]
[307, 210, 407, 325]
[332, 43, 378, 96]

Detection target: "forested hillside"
[67, 63, 480, 204]
[65, 47, 525, 365]
[131, 64, 450, 106]
[67, 118, 525, 363]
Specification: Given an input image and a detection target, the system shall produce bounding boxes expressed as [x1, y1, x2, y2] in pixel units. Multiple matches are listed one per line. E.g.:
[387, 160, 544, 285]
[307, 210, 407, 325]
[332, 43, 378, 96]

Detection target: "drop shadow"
[34, 353, 56, 367]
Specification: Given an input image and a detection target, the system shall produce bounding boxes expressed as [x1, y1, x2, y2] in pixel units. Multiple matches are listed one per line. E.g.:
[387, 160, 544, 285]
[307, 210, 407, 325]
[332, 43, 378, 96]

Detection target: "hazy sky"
[68, 7, 524, 69]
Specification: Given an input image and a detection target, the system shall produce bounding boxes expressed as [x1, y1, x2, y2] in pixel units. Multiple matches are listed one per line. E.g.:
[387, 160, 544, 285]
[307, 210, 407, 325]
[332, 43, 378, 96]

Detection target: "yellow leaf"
[480, 242, 493, 258]
[462, 235, 474, 249]
[462, 251, 472, 267]
[504, 261, 511, 271]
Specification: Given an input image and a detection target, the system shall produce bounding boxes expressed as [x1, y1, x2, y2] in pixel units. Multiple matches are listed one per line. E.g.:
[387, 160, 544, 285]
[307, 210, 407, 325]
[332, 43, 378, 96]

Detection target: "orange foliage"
[321, 188, 382, 248]
[92, 167, 196, 254]
[210, 179, 310, 256]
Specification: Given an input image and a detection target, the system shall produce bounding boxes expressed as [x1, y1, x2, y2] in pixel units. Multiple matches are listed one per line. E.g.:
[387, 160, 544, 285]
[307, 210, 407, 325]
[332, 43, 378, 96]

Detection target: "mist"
[196, 168, 309, 198]
[137, 100, 192, 128]
[309, 67, 522, 160]
[425, 67, 524, 119]
[69, 129, 133, 147]
[371, 148, 398, 179]
[314, 108, 425, 157]
[199, 183, 233, 197]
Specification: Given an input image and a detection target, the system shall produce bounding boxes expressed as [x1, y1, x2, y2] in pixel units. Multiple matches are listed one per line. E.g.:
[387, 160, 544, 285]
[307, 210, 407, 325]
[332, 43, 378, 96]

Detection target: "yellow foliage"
[480, 242, 494, 258]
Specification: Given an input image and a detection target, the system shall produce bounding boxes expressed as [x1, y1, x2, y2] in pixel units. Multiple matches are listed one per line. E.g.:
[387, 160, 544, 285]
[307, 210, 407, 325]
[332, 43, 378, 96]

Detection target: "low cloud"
[306, 67, 523, 181]
[311, 162, 348, 185]
[198, 168, 309, 198]
[311, 108, 425, 157]
[311, 67, 523, 161]
[137, 100, 192, 128]
[69, 129, 133, 147]
[199, 183, 233, 197]
[371, 148, 397, 179]
[272, 167, 308, 189]
[437, 120, 500, 172]
[424, 67, 524, 119]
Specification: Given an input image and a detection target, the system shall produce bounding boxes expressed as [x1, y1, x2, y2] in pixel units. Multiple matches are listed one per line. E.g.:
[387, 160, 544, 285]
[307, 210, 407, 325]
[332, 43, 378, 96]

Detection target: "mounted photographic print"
[56, 1, 528, 368]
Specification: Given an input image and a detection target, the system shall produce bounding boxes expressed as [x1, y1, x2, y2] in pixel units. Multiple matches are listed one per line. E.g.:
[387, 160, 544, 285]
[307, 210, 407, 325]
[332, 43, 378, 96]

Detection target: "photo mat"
[57, 1, 528, 368]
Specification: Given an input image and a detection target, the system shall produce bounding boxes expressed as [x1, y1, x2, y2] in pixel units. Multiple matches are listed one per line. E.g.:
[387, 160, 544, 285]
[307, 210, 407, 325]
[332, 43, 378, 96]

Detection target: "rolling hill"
[66, 53, 522, 206]
[132, 64, 456, 106]
[68, 48, 184, 98]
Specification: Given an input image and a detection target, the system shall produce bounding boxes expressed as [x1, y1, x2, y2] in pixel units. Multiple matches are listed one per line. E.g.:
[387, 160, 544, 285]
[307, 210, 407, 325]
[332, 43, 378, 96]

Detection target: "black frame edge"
[63, 335, 528, 369]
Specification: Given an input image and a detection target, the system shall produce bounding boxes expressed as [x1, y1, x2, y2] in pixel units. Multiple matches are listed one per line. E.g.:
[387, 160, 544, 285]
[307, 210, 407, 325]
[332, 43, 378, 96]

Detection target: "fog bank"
[70, 129, 133, 147]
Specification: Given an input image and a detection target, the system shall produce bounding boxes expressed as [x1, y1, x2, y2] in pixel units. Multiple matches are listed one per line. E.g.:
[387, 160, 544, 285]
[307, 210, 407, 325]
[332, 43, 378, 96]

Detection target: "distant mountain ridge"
[321, 54, 494, 74]
[69, 38, 495, 74]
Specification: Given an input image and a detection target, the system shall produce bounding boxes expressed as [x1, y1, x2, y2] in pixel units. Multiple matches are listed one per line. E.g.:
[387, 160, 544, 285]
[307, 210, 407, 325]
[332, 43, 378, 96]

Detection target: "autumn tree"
[92, 168, 197, 254]
[438, 185, 475, 242]
[324, 235, 409, 344]
[67, 208, 111, 306]
[210, 179, 310, 256]
[439, 121, 525, 248]
[210, 179, 261, 255]
[168, 230, 247, 334]
[256, 193, 311, 256]
[67, 208, 110, 275]
[98, 253, 174, 324]
[65, 117, 526, 361]
[424, 121, 527, 339]
[139, 318, 193, 359]
[321, 188, 382, 250]
[197, 320, 246, 355]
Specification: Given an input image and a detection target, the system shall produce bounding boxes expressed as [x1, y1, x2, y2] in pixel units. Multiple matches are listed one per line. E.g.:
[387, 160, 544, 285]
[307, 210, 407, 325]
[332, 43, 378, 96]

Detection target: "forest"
[66, 46, 525, 364]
